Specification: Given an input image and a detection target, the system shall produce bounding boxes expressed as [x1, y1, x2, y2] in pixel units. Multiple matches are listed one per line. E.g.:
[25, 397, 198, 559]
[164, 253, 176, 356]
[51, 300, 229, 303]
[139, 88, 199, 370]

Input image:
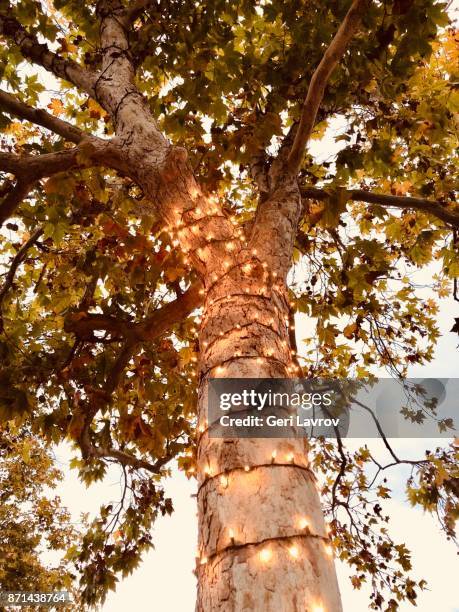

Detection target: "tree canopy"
[0, 0, 458, 608]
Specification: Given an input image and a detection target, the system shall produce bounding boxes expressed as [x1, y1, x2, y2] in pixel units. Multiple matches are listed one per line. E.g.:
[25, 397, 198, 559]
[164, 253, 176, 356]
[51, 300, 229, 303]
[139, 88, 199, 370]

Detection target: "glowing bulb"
[229, 528, 235, 544]
[271, 450, 277, 463]
[312, 605, 325, 612]
[244, 465, 250, 472]
[324, 545, 333, 557]
[200, 556, 208, 565]
[216, 365, 225, 375]
[287, 453, 294, 464]
[204, 465, 211, 476]
[299, 518, 309, 530]
[288, 545, 299, 559]
[259, 548, 272, 563]
[220, 474, 228, 487]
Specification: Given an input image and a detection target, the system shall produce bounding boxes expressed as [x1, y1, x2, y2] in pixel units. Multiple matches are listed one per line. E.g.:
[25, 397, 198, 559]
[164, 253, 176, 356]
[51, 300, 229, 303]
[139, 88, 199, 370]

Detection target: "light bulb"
[299, 518, 309, 530]
[244, 465, 250, 472]
[271, 450, 277, 463]
[259, 548, 272, 563]
[324, 544, 333, 557]
[200, 556, 208, 565]
[220, 474, 228, 488]
[287, 453, 294, 464]
[288, 545, 299, 559]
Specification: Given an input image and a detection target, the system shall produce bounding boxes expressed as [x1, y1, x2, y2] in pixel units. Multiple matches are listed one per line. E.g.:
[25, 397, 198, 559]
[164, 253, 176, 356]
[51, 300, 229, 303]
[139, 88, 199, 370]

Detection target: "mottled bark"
[195, 254, 343, 610]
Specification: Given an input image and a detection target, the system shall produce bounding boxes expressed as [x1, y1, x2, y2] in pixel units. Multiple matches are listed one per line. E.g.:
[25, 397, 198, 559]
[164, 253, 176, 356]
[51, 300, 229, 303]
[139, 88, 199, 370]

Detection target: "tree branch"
[65, 282, 203, 342]
[0, 89, 86, 144]
[0, 12, 98, 96]
[0, 227, 43, 309]
[300, 185, 459, 229]
[0, 139, 126, 224]
[125, 0, 156, 23]
[0, 180, 34, 227]
[287, 0, 368, 174]
[0, 147, 85, 178]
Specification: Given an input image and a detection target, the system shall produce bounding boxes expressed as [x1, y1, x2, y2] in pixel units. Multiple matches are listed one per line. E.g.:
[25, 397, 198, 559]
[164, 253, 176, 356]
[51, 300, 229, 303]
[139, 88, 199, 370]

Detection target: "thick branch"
[0, 89, 86, 144]
[287, 0, 368, 174]
[0, 139, 126, 224]
[65, 282, 203, 342]
[0, 12, 98, 96]
[0, 180, 34, 227]
[0, 147, 85, 178]
[300, 185, 459, 229]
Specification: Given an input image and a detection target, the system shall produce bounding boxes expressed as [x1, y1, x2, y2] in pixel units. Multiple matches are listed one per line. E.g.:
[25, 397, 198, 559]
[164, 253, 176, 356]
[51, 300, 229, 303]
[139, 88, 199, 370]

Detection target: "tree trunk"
[195, 263, 343, 611]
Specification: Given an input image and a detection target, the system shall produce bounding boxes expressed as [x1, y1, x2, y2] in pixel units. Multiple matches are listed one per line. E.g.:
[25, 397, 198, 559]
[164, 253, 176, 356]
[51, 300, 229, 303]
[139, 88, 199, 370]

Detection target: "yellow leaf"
[48, 98, 64, 116]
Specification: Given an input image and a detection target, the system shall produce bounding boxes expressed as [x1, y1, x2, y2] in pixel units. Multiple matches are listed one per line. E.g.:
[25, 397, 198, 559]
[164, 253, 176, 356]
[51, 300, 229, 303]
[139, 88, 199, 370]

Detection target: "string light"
[216, 365, 225, 374]
[287, 453, 295, 464]
[200, 556, 208, 565]
[288, 545, 299, 559]
[229, 528, 235, 545]
[271, 450, 277, 464]
[259, 548, 272, 563]
[244, 465, 250, 472]
[204, 465, 212, 476]
[299, 518, 309, 530]
[220, 474, 228, 488]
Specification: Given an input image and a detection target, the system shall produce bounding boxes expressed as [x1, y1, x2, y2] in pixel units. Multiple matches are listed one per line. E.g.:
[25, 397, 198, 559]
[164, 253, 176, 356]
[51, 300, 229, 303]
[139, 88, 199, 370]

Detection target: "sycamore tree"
[0, 0, 458, 610]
